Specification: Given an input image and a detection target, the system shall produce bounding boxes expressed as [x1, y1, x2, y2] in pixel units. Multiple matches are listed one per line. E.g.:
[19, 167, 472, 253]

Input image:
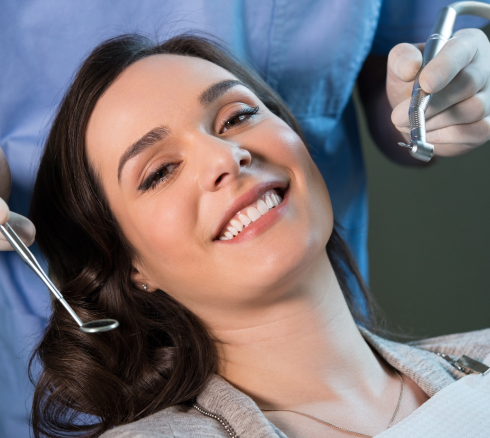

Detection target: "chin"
[218, 225, 328, 304]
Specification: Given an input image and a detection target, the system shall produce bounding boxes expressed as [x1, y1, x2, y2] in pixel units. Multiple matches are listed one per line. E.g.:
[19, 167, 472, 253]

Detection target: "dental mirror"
[0, 222, 119, 334]
[79, 319, 119, 333]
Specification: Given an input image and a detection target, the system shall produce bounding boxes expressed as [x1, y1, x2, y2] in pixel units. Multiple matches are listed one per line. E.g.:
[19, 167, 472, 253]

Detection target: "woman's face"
[86, 54, 333, 323]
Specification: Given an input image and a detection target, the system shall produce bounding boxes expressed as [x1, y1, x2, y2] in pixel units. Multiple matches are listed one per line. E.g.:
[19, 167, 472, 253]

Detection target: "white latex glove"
[388, 28, 490, 157]
[0, 147, 36, 250]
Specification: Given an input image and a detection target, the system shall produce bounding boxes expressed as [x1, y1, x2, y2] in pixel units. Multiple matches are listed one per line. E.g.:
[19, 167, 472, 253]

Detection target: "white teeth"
[230, 219, 244, 232]
[247, 206, 261, 222]
[219, 189, 285, 241]
[272, 194, 281, 206]
[265, 195, 275, 209]
[257, 199, 269, 215]
[238, 214, 252, 226]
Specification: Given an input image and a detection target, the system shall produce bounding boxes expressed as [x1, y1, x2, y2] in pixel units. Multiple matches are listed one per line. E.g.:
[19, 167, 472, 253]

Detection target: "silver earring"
[142, 283, 148, 290]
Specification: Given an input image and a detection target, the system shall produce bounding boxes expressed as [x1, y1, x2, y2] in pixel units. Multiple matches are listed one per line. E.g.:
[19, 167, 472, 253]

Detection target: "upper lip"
[213, 179, 289, 240]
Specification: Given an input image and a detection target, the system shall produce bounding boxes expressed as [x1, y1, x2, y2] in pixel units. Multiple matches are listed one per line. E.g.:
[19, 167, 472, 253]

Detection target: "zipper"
[437, 352, 490, 375]
[193, 403, 240, 437]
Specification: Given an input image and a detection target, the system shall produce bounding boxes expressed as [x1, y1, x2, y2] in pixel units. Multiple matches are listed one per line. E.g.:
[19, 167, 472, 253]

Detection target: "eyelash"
[139, 106, 259, 192]
[220, 105, 259, 134]
[139, 162, 180, 192]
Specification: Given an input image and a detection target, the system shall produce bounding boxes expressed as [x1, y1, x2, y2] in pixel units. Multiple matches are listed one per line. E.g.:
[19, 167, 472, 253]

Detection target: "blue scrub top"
[0, 0, 487, 435]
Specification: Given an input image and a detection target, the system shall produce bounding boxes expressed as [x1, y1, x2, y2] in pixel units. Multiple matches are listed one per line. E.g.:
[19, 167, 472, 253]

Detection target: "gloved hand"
[387, 28, 490, 157]
[0, 147, 36, 250]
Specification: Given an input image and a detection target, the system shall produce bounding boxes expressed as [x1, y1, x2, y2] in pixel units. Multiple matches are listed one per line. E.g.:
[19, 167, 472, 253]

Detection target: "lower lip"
[215, 188, 290, 244]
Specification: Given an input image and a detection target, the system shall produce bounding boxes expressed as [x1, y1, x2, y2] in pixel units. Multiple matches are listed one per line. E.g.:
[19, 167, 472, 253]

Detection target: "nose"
[196, 135, 252, 192]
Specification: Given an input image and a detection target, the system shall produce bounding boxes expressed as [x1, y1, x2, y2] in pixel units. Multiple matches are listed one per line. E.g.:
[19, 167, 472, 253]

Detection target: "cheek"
[129, 191, 227, 300]
[259, 121, 306, 158]
[256, 120, 319, 184]
[120, 189, 201, 281]
[272, 123, 334, 248]
[258, 120, 331, 217]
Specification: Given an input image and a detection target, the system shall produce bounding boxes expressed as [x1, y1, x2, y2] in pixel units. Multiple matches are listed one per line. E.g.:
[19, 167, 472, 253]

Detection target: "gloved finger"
[0, 211, 36, 250]
[0, 197, 10, 224]
[426, 80, 490, 131]
[0, 147, 11, 201]
[392, 77, 490, 131]
[388, 43, 423, 83]
[419, 28, 490, 94]
[426, 116, 490, 153]
[423, 62, 489, 118]
[432, 143, 474, 157]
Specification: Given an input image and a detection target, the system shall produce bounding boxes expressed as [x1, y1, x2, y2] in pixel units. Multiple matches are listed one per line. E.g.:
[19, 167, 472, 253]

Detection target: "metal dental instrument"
[0, 221, 119, 333]
[398, 1, 490, 161]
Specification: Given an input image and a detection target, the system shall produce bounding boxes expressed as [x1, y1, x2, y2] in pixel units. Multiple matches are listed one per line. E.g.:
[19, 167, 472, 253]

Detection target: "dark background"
[354, 24, 490, 339]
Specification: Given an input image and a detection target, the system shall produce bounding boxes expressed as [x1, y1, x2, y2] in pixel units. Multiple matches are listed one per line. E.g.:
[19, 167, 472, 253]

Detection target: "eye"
[139, 162, 180, 192]
[220, 106, 259, 134]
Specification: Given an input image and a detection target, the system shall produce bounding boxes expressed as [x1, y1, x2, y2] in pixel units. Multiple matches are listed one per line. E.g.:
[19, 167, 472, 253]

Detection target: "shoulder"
[408, 328, 490, 362]
[100, 404, 226, 438]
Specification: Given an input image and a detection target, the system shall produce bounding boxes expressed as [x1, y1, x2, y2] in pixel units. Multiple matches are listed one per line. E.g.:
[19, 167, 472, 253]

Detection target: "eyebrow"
[198, 79, 246, 106]
[117, 126, 169, 182]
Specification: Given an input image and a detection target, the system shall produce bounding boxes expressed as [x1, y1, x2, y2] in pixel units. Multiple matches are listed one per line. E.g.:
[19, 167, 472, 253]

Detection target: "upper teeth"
[218, 190, 283, 241]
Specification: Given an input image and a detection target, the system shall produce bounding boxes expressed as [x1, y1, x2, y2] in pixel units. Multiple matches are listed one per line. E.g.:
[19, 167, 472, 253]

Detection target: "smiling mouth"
[216, 188, 285, 241]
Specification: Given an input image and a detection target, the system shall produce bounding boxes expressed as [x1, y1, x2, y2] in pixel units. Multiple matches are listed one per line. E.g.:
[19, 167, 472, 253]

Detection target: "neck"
[209, 252, 387, 409]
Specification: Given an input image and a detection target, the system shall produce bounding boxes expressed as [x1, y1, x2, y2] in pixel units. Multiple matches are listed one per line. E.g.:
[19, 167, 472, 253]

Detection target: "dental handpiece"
[398, 1, 490, 162]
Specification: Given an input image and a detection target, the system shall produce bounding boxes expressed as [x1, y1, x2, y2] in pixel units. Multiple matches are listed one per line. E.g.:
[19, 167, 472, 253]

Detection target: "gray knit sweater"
[100, 327, 490, 438]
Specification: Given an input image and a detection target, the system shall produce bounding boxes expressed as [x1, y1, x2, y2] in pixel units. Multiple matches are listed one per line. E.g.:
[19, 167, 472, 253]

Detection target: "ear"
[131, 265, 156, 293]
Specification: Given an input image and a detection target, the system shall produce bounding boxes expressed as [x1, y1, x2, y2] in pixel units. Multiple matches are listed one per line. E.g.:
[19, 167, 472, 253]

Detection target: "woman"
[7, 34, 490, 437]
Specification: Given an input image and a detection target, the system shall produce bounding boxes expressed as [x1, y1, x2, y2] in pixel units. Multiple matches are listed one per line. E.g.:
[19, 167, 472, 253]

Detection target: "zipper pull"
[437, 353, 490, 375]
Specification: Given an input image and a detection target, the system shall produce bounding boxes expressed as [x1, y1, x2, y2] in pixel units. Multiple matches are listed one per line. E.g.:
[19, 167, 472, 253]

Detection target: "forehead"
[92, 53, 238, 123]
[103, 53, 238, 104]
[86, 54, 238, 168]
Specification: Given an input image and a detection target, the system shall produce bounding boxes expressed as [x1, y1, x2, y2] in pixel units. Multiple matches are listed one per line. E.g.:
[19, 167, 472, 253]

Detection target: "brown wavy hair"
[29, 33, 376, 437]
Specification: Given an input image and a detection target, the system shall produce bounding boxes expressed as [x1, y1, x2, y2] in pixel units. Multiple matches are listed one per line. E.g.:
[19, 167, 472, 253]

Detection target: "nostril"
[239, 158, 248, 166]
[215, 174, 224, 184]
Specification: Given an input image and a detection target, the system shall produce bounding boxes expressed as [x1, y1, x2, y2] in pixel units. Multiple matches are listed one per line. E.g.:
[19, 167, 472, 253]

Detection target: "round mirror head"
[79, 319, 119, 333]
